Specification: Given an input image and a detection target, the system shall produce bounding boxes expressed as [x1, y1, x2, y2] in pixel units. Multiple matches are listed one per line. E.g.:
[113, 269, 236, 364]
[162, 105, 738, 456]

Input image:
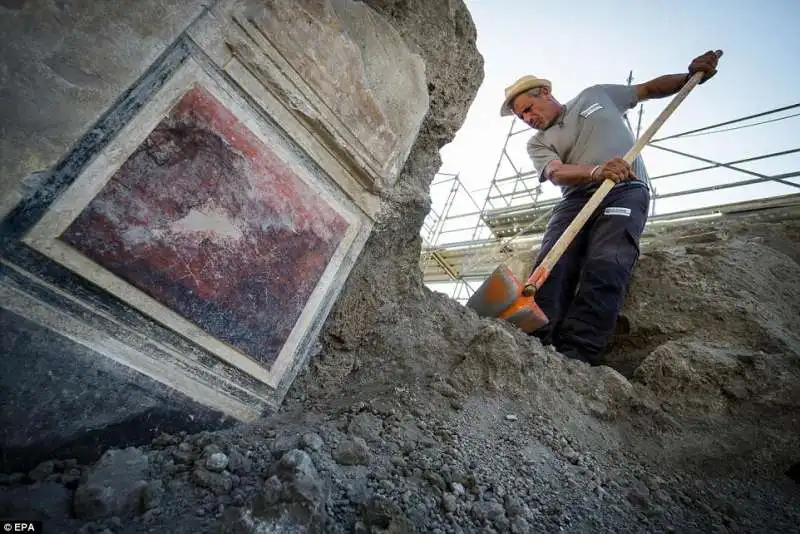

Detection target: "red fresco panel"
[60, 85, 350, 367]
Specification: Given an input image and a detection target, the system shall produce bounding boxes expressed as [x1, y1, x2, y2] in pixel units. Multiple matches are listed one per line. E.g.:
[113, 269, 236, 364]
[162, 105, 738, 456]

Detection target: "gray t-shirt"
[527, 84, 651, 197]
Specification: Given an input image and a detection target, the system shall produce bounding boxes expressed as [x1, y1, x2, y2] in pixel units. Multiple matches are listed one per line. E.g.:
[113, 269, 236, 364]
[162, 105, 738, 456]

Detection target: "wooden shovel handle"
[522, 50, 722, 297]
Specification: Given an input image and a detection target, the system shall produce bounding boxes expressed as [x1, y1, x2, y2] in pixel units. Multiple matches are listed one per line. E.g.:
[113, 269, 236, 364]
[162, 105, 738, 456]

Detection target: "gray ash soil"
[3, 227, 799, 533]
[2, 0, 799, 532]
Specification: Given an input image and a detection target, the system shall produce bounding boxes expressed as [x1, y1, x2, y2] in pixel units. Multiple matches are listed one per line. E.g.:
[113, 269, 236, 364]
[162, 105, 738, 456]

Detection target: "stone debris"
[248, 449, 328, 532]
[72, 448, 149, 520]
[191, 468, 233, 495]
[28, 460, 55, 482]
[301, 433, 325, 453]
[226, 447, 253, 475]
[271, 434, 301, 459]
[333, 437, 372, 466]
[205, 452, 229, 473]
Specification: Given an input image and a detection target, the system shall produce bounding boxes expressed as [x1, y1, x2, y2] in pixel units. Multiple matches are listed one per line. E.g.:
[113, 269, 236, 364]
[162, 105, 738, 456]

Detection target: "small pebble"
[206, 452, 229, 472]
[301, 433, 324, 452]
[442, 493, 458, 513]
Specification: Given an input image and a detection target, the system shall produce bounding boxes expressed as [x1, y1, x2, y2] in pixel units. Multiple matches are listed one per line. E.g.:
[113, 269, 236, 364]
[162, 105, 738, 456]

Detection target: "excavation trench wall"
[0, 0, 482, 472]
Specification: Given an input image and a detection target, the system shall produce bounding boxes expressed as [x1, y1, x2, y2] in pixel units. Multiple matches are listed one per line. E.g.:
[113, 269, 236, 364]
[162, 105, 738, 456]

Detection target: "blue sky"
[433, 0, 800, 241]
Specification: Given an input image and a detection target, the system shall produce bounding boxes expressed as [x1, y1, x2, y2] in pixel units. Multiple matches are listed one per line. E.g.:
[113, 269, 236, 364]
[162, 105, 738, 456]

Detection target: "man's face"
[512, 88, 557, 130]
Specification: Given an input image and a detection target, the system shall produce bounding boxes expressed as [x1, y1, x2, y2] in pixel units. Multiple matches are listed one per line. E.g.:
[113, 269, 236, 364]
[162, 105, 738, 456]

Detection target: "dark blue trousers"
[530, 183, 649, 365]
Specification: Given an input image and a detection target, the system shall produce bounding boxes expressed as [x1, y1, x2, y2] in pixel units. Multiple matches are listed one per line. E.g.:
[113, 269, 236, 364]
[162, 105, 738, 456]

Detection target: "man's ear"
[540, 86, 551, 97]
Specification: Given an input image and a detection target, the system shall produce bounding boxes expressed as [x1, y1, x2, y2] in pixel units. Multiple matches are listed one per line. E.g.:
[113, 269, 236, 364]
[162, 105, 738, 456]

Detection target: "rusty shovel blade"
[466, 264, 520, 317]
[466, 264, 550, 333]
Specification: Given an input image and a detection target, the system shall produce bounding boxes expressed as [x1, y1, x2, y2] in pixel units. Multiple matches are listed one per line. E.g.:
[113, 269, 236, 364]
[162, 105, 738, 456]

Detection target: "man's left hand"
[688, 50, 721, 84]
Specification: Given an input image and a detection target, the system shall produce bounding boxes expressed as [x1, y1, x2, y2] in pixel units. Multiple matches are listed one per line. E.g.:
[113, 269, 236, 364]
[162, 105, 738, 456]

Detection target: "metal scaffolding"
[419, 172, 489, 295]
[421, 99, 800, 303]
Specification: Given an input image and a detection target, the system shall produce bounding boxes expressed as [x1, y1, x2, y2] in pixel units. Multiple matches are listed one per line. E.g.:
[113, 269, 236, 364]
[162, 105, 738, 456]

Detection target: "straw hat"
[499, 75, 552, 117]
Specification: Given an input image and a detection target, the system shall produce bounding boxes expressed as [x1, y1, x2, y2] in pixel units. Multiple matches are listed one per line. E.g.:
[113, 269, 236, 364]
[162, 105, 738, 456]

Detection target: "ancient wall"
[0, 0, 434, 471]
[315, 0, 485, 379]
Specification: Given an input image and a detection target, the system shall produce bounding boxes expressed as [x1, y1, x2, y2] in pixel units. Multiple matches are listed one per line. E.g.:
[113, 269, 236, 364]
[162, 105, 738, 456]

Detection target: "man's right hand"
[595, 157, 636, 183]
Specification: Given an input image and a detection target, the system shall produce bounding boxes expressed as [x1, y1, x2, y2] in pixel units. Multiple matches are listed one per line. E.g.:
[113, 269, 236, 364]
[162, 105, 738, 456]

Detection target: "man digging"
[500, 50, 721, 365]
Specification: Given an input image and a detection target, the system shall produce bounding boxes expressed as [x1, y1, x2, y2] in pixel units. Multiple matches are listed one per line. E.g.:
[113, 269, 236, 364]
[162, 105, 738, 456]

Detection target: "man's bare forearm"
[637, 73, 689, 101]
[546, 158, 635, 185]
[546, 161, 598, 186]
